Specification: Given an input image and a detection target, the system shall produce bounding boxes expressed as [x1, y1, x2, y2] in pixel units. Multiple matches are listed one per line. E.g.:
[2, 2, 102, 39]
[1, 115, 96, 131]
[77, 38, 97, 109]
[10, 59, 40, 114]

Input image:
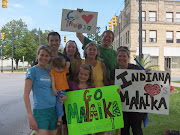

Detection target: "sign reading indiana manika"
[64, 85, 124, 135]
[115, 69, 170, 115]
[61, 9, 98, 34]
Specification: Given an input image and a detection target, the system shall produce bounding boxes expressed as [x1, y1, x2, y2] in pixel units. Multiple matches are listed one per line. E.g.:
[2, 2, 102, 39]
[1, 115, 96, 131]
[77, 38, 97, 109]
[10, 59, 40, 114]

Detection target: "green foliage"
[87, 27, 101, 44]
[135, 55, 159, 69]
[0, 19, 53, 68]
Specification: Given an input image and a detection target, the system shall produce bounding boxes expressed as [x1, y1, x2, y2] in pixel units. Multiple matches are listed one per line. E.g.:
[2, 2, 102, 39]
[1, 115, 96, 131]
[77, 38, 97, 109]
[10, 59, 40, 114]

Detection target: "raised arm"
[23, 78, 38, 130]
[76, 33, 85, 45]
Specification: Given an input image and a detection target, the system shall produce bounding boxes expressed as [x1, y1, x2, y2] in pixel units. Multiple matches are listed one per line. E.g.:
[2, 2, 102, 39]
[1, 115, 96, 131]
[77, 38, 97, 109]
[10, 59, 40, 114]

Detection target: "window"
[142, 30, 146, 42]
[127, 31, 129, 43]
[166, 12, 173, 22]
[138, 11, 146, 21]
[149, 30, 157, 42]
[149, 11, 156, 22]
[172, 57, 180, 69]
[126, 32, 128, 44]
[166, 31, 173, 43]
[176, 13, 180, 23]
[150, 56, 158, 66]
[177, 32, 180, 43]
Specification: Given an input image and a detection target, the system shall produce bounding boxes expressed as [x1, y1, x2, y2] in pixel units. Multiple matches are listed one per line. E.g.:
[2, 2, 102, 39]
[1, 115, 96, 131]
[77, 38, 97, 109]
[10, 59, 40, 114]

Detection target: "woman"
[24, 45, 58, 135]
[110, 46, 147, 135]
[63, 40, 81, 81]
[76, 42, 109, 88]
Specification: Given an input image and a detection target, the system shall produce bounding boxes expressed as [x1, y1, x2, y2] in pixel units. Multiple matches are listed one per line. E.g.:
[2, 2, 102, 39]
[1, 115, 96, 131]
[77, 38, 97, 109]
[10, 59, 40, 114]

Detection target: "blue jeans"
[56, 90, 66, 117]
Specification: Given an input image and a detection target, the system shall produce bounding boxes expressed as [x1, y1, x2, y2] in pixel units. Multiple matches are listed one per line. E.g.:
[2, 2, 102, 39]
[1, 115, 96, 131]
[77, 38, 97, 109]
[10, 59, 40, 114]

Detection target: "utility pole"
[1, 44, 3, 73]
[119, 23, 120, 47]
[39, 28, 41, 46]
[139, 0, 143, 62]
[12, 29, 14, 72]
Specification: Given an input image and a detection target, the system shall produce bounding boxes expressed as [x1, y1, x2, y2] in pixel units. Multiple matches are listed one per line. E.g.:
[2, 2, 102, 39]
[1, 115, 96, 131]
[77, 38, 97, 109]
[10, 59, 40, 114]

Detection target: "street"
[0, 73, 32, 135]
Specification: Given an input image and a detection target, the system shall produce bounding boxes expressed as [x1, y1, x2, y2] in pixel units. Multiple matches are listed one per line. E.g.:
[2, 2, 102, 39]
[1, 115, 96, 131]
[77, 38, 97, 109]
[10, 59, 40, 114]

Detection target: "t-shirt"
[49, 68, 69, 90]
[68, 81, 94, 91]
[83, 37, 118, 80]
[25, 65, 56, 109]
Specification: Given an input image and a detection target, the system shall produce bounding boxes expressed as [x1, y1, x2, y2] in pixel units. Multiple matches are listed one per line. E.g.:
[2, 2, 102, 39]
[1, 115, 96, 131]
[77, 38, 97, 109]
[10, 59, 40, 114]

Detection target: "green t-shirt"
[83, 37, 118, 80]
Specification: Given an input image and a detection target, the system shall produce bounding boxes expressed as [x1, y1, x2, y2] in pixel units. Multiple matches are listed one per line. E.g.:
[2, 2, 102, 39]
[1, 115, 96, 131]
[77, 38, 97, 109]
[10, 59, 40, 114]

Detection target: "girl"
[62, 64, 94, 135]
[49, 56, 70, 128]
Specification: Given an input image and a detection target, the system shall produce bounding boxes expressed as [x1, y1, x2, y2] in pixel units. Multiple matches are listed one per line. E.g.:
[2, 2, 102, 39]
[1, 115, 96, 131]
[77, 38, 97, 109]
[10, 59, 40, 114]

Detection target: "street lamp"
[12, 29, 14, 72]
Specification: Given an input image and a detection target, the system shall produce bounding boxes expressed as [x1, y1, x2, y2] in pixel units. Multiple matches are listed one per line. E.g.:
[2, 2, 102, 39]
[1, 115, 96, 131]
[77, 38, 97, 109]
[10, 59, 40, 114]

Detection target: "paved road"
[0, 73, 32, 135]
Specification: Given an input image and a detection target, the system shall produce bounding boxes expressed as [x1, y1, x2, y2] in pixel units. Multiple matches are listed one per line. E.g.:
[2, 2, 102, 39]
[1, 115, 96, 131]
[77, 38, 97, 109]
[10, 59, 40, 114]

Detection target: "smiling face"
[101, 31, 114, 49]
[86, 44, 98, 59]
[66, 41, 76, 57]
[47, 35, 60, 52]
[78, 68, 90, 83]
[117, 51, 129, 69]
[37, 49, 51, 69]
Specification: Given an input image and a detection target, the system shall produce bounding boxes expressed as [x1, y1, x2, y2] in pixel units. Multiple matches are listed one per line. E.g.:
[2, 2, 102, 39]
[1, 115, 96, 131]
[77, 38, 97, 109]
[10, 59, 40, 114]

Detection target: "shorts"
[33, 107, 57, 130]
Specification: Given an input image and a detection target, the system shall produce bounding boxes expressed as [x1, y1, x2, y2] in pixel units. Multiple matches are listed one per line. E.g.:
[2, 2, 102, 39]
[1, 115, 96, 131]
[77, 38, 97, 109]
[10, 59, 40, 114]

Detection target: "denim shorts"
[33, 107, 57, 130]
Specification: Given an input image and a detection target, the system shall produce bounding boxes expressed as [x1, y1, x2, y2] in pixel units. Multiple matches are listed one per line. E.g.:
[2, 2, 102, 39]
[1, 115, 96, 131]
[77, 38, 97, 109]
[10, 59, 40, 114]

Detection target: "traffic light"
[109, 21, 113, 30]
[2, 0, 7, 8]
[1, 32, 5, 40]
[112, 16, 117, 26]
[64, 35, 66, 42]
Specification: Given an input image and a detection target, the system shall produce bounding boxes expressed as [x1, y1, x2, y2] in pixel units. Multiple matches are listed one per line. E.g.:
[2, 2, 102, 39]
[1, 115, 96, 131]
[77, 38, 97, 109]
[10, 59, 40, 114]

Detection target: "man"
[76, 30, 118, 80]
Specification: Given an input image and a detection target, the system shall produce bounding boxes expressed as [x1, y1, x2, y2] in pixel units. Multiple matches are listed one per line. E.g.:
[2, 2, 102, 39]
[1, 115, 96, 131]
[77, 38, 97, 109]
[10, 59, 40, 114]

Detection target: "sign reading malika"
[115, 69, 170, 115]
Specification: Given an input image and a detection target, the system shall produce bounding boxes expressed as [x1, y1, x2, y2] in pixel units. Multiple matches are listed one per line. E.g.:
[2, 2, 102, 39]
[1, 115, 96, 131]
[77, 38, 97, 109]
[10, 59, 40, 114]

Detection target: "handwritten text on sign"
[61, 9, 98, 34]
[64, 85, 124, 135]
[115, 70, 170, 115]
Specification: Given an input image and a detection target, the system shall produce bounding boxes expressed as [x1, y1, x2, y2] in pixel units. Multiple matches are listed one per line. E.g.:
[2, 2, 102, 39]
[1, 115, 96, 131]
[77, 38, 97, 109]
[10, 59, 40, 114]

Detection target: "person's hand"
[59, 95, 68, 105]
[53, 89, 58, 96]
[28, 115, 38, 130]
[145, 68, 151, 72]
[117, 88, 120, 94]
[77, 8, 83, 13]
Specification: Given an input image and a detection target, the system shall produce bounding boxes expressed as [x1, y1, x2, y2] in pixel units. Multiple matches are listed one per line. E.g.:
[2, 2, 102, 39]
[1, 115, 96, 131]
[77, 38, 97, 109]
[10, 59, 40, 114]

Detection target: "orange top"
[49, 68, 69, 90]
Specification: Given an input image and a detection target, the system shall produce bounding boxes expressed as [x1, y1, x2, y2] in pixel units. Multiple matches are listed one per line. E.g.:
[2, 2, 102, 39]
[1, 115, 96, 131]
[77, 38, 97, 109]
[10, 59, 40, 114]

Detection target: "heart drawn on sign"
[144, 84, 161, 97]
[82, 14, 94, 24]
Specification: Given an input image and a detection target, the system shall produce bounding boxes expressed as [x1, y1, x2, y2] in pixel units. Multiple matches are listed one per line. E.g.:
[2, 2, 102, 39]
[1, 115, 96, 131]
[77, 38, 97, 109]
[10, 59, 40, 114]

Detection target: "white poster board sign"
[61, 9, 98, 34]
[115, 69, 170, 115]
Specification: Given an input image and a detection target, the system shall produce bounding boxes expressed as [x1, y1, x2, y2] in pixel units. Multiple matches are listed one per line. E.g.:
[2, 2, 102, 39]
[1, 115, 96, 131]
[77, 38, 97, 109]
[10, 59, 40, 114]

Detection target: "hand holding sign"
[61, 9, 98, 34]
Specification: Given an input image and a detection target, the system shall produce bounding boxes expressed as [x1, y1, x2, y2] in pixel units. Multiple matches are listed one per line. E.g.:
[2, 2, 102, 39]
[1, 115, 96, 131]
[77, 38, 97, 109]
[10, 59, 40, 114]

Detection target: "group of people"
[24, 30, 146, 135]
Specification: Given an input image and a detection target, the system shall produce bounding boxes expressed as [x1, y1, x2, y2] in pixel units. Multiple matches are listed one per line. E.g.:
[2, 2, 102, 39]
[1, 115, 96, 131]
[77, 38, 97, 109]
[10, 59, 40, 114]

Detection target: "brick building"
[113, 0, 180, 75]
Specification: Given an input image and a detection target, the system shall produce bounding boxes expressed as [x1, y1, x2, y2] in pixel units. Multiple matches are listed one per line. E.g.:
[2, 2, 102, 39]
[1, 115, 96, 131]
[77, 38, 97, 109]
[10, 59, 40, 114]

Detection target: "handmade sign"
[61, 9, 98, 34]
[64, 85, 124, 135]
[115, 69, 170, 115]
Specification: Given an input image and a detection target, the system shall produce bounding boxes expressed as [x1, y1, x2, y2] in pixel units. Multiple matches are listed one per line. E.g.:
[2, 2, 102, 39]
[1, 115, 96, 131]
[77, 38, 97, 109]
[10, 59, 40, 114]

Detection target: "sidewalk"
[171, 82, 180, 87]
[0, 72, 26, 74]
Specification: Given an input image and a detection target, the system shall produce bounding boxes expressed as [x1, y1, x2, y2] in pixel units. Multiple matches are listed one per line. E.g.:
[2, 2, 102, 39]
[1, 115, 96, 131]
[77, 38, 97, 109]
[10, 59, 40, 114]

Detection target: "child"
[62, 64, 94, 135]
[49, 56, 70, 128]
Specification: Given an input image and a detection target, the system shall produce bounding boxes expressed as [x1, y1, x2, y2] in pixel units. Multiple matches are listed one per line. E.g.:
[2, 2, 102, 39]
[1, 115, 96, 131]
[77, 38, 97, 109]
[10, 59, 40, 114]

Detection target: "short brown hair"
[102, 30, 114, 42]
[51, 56, 66, 69]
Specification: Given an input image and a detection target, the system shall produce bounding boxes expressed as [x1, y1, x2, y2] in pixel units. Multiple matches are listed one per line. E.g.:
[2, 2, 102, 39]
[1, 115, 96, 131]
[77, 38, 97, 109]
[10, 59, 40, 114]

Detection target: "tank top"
[82, 59, 104, 87]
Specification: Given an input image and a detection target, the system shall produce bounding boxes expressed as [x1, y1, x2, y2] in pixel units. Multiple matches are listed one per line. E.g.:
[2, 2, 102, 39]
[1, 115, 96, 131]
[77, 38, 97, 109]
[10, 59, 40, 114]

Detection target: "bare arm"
[101, 62, 109, 86]
[66, 61, 70, 70]
[50, 76, 58, 96]
[23, 78, 38, 130]
[76, 33, 85, 45]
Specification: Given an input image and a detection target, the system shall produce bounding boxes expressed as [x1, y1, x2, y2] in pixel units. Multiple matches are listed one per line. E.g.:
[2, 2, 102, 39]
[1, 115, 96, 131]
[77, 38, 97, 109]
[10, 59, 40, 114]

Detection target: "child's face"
[78, 68, 90, 83]
[54, 67, 63, 73]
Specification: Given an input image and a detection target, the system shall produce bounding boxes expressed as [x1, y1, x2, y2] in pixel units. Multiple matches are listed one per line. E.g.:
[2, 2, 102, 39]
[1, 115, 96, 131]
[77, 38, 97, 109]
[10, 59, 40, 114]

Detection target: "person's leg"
[35, 129, 49, 135]
[130, 112, 145, 135]
[56, 91, 64, 127]
[121, 112, 130, 135]
[48, 130, 58, 135]
[62, 124, 68, 135]
[95, 132, 105, 135]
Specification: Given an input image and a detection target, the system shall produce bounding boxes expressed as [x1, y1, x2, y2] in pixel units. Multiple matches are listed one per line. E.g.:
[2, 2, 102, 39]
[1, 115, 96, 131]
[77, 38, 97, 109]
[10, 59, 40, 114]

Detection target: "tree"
[1, 19, 28, 69]
[87, 27, 101, 44]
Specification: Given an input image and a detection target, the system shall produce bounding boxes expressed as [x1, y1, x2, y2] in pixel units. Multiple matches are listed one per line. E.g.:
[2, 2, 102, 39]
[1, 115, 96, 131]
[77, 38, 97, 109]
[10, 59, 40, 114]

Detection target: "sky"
[0, 0, 125, 55]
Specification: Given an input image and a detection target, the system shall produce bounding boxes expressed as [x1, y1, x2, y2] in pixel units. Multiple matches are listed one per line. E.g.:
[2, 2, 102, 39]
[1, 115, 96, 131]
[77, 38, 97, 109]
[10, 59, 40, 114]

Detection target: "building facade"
[113, 0, 180, 75]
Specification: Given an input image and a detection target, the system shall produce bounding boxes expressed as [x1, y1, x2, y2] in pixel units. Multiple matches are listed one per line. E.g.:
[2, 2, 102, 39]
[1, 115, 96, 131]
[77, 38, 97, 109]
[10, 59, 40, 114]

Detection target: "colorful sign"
[115, 69, 170, 115]
[61, 9, 98, 34]
[64, 85, 124, 135]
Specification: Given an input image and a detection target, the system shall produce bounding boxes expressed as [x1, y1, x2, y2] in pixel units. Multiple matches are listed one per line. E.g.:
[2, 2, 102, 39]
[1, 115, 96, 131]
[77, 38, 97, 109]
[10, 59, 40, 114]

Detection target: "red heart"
[144, 84, 161, 97]
[82, 14, 94, 24]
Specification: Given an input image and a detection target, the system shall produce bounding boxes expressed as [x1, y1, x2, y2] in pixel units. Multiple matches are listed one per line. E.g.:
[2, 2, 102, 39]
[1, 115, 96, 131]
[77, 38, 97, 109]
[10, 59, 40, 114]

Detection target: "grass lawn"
[142, 87, 180, 135]
[172, 81, 180, 83]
